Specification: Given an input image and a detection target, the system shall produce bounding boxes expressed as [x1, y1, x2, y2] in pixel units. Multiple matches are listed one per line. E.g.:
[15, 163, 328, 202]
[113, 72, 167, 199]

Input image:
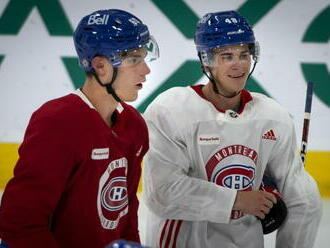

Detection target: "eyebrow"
[127, 50, 147, 58]
[219, 52, 232, 56]
[129, 54, 143, 57]
[219, 49, 249, 55]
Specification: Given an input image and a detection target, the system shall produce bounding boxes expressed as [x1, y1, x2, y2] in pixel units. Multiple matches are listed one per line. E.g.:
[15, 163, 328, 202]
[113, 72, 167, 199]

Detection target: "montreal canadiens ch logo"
[212, 164, 255, 190]
[101, 177, 128, 211]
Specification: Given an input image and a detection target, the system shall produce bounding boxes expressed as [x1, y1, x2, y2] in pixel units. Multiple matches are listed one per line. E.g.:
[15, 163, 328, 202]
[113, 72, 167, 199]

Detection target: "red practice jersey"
[0, 90, 148, 248]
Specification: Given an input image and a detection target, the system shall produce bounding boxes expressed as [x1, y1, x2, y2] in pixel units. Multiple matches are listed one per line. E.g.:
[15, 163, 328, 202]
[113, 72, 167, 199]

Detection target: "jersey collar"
[191, 84, 253, 114]
[74, 89, 124, 113]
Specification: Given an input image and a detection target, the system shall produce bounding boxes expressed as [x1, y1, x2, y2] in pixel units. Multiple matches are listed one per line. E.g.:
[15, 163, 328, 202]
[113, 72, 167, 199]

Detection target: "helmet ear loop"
[198, 53, 219, 94]
[91, 64, 122, 102]
[247, 42, 259, 80]
[247, 59, 257, 81]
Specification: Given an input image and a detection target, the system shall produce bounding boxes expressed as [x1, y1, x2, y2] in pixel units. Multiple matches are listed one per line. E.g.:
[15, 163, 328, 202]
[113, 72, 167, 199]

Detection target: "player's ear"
[204, 66, 212, 72]
[205, 66, 211, 71]
[91, 56, 106, 75]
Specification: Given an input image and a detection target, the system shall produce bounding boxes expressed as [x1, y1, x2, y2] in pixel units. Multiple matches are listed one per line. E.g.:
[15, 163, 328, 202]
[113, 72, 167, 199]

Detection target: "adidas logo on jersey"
[262, 130, 277, 141]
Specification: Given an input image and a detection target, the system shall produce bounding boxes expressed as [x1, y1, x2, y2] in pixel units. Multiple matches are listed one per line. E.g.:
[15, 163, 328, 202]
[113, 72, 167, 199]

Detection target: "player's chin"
[122, 93, 138, 102]
[226, 81, 244, 93]
[230, 79, 246, 92]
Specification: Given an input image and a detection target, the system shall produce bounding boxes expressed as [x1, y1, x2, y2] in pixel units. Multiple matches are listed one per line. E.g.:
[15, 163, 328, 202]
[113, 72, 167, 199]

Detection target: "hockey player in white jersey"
[142, 10, 322, 248]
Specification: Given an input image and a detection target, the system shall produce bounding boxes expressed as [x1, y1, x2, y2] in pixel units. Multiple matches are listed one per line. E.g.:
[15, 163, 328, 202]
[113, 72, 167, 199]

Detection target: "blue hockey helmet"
[194, 11, 259, 66]
[73, 9, 159, 71]
[106, 240, 149, 248]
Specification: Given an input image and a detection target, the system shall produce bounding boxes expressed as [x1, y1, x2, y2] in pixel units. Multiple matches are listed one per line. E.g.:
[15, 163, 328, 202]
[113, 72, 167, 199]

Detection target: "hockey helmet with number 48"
[194, 10, 259, 67]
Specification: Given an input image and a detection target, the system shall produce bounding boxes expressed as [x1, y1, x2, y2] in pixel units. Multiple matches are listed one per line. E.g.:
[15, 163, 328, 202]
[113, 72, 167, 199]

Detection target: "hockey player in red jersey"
[142, 11, 321, 248]
[0, 9, 159, 248]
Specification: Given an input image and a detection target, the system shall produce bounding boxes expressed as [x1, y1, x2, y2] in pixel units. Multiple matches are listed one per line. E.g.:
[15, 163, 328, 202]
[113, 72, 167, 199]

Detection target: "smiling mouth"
[228, 73, 245, 78]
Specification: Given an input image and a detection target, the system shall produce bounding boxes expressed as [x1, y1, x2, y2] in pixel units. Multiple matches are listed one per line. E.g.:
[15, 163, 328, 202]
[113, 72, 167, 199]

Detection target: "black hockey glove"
[259, 175, 288, 234]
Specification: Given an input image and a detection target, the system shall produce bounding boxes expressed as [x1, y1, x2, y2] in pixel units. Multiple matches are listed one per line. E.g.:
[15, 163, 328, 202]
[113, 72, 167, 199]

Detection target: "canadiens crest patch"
[205, 145, 258, 219]
[213, 164, 255, 190]
[97, 157, 129, 229]
[101, 177, 128, 211]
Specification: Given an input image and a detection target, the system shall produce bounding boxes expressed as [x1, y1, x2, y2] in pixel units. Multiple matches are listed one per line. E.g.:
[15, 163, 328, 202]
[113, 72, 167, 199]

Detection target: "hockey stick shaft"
[300, 81, 314, 166]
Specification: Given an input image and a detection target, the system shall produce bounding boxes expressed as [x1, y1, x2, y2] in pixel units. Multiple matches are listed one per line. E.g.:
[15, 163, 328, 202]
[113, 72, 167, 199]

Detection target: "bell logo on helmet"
[87, 14, 109, 25]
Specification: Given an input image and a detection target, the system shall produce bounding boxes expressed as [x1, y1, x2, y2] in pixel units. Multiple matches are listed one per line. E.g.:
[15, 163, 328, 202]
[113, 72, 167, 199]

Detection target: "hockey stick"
[260, 82, 314, 234]
[300, 81, 314, 166]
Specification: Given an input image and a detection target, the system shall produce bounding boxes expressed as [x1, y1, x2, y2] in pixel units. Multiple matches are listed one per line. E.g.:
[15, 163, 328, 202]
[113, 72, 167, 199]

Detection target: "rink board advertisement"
[0, 0, 329, 195]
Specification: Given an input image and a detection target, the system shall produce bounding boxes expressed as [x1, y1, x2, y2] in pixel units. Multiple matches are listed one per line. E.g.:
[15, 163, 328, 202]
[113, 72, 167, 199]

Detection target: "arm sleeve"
[0, 113, 76, 248]
[267, 120, 322, 248]
[122, 123, 149, 243]
[143, 103, 237, 224]
[122, 193, 140, 243]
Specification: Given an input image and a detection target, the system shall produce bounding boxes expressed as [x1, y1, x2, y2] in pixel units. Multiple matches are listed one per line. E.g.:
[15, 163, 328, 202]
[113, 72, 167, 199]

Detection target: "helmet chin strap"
[91, 67, 122, 102]
[206, 70, 241, 98]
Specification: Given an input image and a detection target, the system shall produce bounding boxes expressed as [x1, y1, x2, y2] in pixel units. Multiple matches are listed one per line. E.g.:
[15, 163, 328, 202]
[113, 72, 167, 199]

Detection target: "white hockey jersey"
[142, 85, 322, 248]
